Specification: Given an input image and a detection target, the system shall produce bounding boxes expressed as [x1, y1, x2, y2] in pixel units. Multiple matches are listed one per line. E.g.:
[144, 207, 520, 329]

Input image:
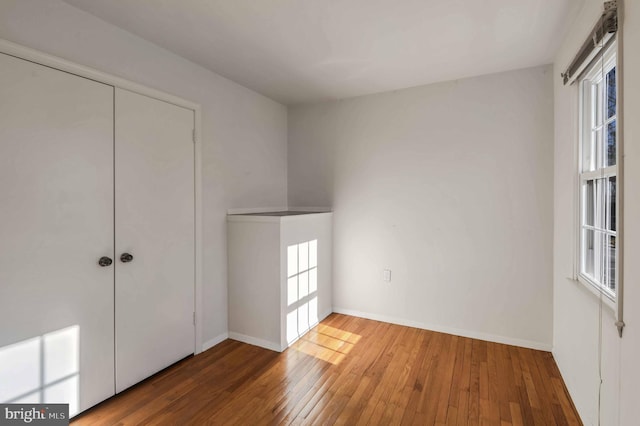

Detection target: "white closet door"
[0, 53, 115, 416]
[114, 88, 195, 392]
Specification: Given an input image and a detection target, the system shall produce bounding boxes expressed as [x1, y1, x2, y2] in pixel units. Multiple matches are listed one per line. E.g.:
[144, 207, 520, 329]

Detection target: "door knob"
[98, 256, 113, 267]
[120, 253, 134, 263]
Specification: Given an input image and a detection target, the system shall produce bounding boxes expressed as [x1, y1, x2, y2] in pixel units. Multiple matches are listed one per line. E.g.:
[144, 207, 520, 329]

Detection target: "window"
[578, 42, 618, 300]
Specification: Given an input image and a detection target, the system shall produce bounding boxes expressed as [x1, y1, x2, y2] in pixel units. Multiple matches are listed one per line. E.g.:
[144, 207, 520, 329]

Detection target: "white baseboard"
[227, 310, 333, 353]
[332, 307, 552, 352]
[201, 332, 229, 352]
[319, 308, 333, 323]
[228, 332, 283, 352]
[284, 308, 335, 348]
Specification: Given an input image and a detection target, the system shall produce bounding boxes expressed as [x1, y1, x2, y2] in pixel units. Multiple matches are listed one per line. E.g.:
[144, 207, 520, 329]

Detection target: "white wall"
[553, 1, 640, 425]
[0, 0, 288, 347]
[227, 220, 282, 350]
[289, 66, 555, 349]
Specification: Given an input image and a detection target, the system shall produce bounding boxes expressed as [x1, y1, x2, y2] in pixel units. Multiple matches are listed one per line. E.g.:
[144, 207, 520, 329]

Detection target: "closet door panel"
[0, 53, 115, 415]
[114, 88, 195, 392]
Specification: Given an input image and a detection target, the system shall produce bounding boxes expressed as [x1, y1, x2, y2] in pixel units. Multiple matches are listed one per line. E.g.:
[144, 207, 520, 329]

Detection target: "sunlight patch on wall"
[287, 240, 319, 345]
[0, 325, 80, 416]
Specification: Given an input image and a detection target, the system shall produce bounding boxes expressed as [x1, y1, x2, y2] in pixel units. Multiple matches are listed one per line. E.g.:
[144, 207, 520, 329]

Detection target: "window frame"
[576, 40, 618, 307]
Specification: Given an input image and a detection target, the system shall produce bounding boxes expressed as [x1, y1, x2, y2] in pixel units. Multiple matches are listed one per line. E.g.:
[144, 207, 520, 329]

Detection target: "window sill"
[568, 275, 617, 312]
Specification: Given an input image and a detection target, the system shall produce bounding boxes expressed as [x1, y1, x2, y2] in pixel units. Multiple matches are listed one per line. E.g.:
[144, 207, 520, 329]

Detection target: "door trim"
[0, 39, 204, 355]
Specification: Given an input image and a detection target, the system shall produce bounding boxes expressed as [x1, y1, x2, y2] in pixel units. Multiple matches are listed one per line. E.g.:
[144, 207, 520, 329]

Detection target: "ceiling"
[63, 0, 583, 105]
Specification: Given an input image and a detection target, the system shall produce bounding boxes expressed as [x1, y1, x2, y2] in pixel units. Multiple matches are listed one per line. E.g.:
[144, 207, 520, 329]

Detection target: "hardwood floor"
[72, 314, 581, 425]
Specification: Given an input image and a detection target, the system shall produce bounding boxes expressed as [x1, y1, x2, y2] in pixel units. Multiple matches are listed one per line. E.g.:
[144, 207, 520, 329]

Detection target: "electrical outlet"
[383, 269, 391, 282]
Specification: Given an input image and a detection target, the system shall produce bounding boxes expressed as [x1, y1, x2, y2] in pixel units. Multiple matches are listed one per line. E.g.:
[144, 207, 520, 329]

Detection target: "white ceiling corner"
[63, 0, 584, 105]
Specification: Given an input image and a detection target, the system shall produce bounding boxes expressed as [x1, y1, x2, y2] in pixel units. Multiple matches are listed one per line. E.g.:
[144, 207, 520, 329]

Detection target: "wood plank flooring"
[72, 314, 581, 425]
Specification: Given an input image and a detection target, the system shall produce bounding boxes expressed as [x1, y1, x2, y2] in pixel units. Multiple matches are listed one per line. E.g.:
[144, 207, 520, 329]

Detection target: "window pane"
[605, 235, 616, 293]
[607, 119, 616, 166]
[607, 68, 616, 119]
[582, 229, 595, 279]
[583, 180, 595, 226]
[607, 176, 616, 232]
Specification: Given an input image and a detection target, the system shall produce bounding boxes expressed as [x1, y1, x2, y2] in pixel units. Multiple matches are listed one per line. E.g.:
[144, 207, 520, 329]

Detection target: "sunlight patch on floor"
[291, 324, 361, 365]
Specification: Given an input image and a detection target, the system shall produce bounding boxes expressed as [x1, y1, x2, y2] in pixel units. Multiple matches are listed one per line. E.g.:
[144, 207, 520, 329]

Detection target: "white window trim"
[576, 40, 618, 310]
